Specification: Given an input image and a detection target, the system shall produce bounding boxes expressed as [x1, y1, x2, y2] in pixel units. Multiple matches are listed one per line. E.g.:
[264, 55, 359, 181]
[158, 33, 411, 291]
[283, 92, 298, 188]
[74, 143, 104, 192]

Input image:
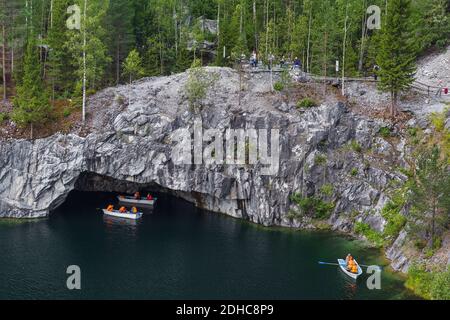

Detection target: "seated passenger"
[106, 205, 114, 212]
[119, 206, 127, 213]
[131, 207, 138, 214]
[134, 192, 141, 200]
[146, 194, 153, 201]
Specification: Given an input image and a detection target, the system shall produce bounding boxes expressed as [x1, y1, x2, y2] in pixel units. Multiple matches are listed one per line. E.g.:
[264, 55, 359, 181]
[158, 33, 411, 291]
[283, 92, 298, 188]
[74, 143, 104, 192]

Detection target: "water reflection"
[103, 215, 140, 235]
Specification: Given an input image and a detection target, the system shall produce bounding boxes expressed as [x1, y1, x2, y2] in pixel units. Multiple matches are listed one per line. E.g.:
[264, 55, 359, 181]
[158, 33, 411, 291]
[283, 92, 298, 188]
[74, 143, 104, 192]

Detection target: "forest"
[0, 0, 449, 131]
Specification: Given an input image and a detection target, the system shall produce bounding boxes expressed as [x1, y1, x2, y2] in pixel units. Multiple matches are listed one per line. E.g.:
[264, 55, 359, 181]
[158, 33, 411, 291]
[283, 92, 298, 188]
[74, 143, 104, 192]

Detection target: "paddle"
[318, 261, 382, 271]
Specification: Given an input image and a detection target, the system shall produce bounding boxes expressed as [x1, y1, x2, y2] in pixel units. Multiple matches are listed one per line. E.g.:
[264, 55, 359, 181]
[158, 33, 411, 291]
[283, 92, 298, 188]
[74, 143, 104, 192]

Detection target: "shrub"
[350, 168, 358, 176]
[63, 108, 72, 118]
[406, 264, 450, 300]
[296, 98, 317, 109]
[429, 112, 446, 132]
[0, 112, 9, 123]
[314, 154, 327, 166]
[381, 200, 407, 239]
[320, 184, 334, 197]
[273, 82, 284, 91]
[350, 140, 362, 153]
[354, 222, 384, 247]
[379, 127, 391, 138]
[290, 193, 334, 219]
[406, 264, 433, 299]
[430, 268, 450, 300]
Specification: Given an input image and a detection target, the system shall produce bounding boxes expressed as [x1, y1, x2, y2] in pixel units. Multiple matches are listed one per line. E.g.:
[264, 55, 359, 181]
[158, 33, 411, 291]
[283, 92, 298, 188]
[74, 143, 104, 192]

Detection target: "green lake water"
[0, 191, 418, 299]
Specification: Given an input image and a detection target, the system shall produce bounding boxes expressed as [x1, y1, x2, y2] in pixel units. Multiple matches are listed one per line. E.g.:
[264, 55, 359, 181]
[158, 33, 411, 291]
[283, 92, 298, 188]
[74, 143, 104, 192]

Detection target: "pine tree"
[408, 146, 450, 250]
[107, 0, 135, 85]
[12, 34, 50, 138]
[376, 0, 417, 117]
[47, 0, 73, 99]
[122, 49, 144, 84]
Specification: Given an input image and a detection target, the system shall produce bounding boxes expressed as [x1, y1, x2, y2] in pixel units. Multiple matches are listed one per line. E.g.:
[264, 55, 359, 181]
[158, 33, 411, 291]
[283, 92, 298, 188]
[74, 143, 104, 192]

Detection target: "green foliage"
[406, 264, 450, 300]
[12, 35, 51, 134]
[381, 197, 407, 239]
[314, 154, 327, 166]
[63, 108, 72, 118]
[296, 98, 317, 109]
[350, 168, 358, 176]
[66, 0, 111, 91]
[273, 82, 284, 92]
[350, 140, 362, 153]
[354, 222, 385, 248]
[377, 0, 417, 115]
[290, 193, 334, 220]
[320, 184, 334, 197]
[0, 112, 9, 123]
[122, 49, 144, 83]
[379, 127, 391, 138]
[407, 146, 450, 249]
[185, 60, 217, 112]
[430, 112, 446, 132]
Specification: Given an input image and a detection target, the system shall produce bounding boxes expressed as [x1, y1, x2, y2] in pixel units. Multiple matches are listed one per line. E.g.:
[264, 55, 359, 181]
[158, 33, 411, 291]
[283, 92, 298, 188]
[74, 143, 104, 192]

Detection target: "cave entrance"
[49, 172, 191, 217]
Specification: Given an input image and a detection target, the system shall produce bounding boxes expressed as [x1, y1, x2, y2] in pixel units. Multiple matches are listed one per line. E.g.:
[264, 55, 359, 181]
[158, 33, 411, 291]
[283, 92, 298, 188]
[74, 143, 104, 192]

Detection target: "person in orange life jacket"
[106, 205, 114, 212]
[119, 206, 127, 213]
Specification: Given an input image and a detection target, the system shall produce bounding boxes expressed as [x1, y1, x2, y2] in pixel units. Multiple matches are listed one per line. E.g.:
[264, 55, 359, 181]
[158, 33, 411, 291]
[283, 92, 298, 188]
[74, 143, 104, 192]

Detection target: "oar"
[318, 261, 382, 271]
[318, 261, 342, 266]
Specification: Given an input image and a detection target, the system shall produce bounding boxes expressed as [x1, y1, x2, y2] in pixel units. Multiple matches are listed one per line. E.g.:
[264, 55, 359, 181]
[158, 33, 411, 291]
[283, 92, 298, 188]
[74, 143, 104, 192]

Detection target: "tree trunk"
[2, 22, 6, 101]
[253, 0, 257, 51]
[115, 39, 120, 85]
[390, 91, 398, 117]
[306, 7, 312, 73]
[358, 0, 368, 73]
[430, 201, 436, 249]
[174, 5, 178, 58]
[342, 4, 349, 96]
[82, 0, 87, 124]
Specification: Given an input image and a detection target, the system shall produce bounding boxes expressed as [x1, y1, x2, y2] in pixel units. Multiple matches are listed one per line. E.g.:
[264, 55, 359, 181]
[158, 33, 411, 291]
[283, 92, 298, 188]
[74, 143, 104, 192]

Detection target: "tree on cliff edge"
[12, 35, 51, 139]
[376, 0, 417, 117]
[407, 146, 450, 250]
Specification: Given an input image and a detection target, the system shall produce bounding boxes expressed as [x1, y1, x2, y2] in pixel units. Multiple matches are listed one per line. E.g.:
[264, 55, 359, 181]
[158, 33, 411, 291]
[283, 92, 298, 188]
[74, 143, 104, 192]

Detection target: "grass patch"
[314, 154, 327, 166]
[381, 196, 407, 241]
[296, 97, 317, 109]
[273, 82, 284, 91]
[379, 126, 391, 138]
[320, 184, 334, 197]
[354, 222, 385, 248]
[63, 108, 72, 118]
[406, 264, 450, 300]
[0, 112, 9, 123]
[290, 193, 334, 220]
[429, 112, 446, 132]
[350, 140, 362, 153]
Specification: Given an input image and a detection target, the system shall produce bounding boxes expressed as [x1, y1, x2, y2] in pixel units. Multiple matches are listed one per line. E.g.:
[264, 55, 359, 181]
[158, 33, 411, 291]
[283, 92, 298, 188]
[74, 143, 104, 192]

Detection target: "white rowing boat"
[102, 209, 143, 220]
[117, 196, 157, 206]
[338, 259, 363, 279]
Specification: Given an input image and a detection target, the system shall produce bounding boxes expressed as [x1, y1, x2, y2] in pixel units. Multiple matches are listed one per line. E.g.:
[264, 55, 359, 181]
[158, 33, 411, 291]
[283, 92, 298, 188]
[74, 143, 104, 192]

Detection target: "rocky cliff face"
[0, 67, 425, 271]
